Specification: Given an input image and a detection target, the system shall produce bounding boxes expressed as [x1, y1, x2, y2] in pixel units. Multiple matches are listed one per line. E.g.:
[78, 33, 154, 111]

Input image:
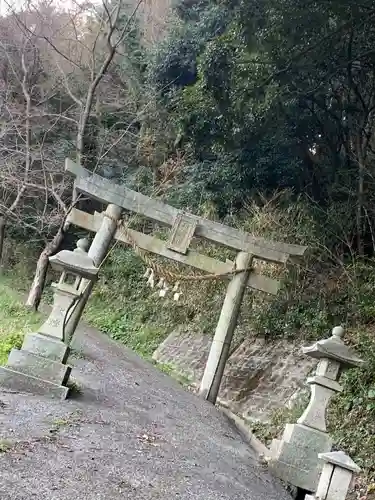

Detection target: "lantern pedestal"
[0, 239, 98, 400]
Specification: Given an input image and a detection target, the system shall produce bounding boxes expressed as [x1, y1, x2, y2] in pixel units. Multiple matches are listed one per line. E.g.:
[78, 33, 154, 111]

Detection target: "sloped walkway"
[0, 323, 291, 500]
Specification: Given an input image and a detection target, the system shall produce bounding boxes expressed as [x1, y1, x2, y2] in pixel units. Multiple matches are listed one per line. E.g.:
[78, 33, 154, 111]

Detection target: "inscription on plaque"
[167, 213, 197, 255]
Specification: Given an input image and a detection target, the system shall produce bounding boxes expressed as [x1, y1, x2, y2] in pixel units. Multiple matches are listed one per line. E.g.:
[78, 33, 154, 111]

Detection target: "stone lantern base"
[0, 239, 98, 401]
[0, 332, 71, 400]
[269, 423, 332, 492]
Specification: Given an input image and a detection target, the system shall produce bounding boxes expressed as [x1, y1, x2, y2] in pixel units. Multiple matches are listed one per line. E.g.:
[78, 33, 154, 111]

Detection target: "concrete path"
[0, 324, 292, 500]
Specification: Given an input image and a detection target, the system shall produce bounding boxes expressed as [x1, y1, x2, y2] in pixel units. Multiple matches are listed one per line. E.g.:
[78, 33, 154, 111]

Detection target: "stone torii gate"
[64, 159, 307, 404]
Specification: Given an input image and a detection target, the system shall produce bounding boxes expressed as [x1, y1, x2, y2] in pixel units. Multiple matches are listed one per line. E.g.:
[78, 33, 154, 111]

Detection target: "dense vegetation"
[1, 0, 375, 494]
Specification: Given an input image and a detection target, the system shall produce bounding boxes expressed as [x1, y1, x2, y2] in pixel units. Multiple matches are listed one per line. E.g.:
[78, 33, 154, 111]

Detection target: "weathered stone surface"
[316, 358, 340, 380]
[7, 349, 71, 385]
[49, 248, 99, 280]
[269, 423, 332, 492]
[0, 366, 69, 399]
[167, 213, 197, 254]
[153, 328, 316, 422]
[219, 337, 315, 421]
[315, 462, 334, 499]
[269, 459, 319, 493]
[0, 311, 72, 400]
[38, 285, 78, 341]
[22, 332, 70, 363]
[283, 422, 332, 450]
[302, 326, 365, 368]
[153, 326, 213, 383]
[314, 452, 360, 500]
[325, 470, 353, 500]
[297, 382, 337, 432]
[0, 240, 98, 402]
[319, 451, 361, 473]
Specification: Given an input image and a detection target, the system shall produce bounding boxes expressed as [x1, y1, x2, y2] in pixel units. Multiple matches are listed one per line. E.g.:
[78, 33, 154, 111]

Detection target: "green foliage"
[145, 0, 375, 255]
[255, 255, 375, 344]
[85, 248, 192, 358]
[0, 440, 12, 453]
[0, 278, 42, 365]
[150, 6, 309, 209]
[173, 0, 211, 21]
[0, 333, 23, 366]
[251, 394, 308, 445]
[84, 240, 230, 358]
[148, 1, 233, 93]
[329, 331, 375, 479]
[156, 362, 192, 387]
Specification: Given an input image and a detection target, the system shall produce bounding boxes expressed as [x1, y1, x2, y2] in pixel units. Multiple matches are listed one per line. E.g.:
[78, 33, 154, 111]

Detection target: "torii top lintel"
[65, 159, 307, 263]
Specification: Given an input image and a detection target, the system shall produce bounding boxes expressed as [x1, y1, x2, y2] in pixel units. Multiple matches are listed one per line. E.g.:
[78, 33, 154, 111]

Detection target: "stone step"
[22, 332, 70, 363]
[7, 349, 71, 386]
[0, 366, 69, 400]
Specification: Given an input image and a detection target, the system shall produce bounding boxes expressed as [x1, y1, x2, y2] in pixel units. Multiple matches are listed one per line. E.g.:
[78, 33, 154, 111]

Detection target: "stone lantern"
[38, 238, 98, 343]
[269, 326, 364, 493]
[0, 239, 98, 400]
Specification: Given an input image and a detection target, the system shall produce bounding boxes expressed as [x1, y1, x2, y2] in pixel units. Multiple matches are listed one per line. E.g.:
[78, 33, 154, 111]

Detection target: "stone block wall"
[153, 328, 316, 423]
[153, 326, 212, 383]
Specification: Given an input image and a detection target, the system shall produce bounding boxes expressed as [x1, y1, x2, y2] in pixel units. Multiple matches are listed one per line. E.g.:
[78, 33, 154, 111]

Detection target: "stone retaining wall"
[153, 328, 316, 422]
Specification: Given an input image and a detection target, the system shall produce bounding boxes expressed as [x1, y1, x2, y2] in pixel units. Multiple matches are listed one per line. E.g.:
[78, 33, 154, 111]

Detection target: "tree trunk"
[357, 154, 365, 256]
[26, 226, 65, 311]
[0, 216, 6, 269]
